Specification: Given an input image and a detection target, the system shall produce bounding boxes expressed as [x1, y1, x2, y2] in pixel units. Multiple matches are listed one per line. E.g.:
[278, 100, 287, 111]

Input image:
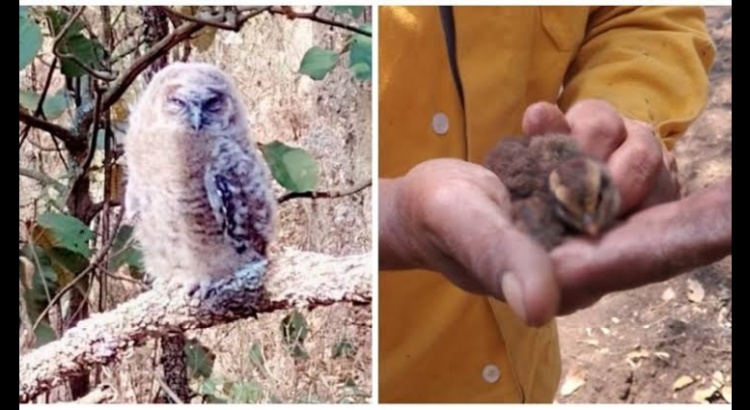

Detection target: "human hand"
[551, 178, 731, 314]
[523, 99, 681, 215]
[379, 159, 559, 326]
[522, 100, 730, 315]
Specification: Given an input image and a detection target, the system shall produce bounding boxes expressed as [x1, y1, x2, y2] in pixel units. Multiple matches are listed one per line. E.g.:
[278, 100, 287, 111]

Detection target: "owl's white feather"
[124, 62, 276, 295]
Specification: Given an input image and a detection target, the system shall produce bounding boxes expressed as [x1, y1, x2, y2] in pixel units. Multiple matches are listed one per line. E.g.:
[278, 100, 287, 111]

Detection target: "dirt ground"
[556, 6, 732, 404]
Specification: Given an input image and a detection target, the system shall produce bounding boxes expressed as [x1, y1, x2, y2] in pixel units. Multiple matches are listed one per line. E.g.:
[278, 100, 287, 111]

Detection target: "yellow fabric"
[379, 6, 713, 403]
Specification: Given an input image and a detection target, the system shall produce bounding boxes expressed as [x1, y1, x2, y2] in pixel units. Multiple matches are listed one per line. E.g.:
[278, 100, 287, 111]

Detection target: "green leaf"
[34, 322, 58, 348]
[349, 27, 372, 80]
[331, 6, 365, 18]
[35, 213, 94, 258]
[298, 46, 339, 80]
[199, 378, 217, 395]
[268, 395, 282, 404]
[45, 9, 84, 37]
[280, 310, 309, 359]
[19, 13, 42, 71]
[110, 225, 144, 277]
[350, 62, 371, 81]
[249, 342, 265, 368]
[333, 339, 356, 359]
[231, 381, 262, 403]
[19, 89, 70, 120]
[45, 9, 105, 78]
[260, 141, 319, 193]
[185, 339, 215, 379]
[46, 248, 89, 286]
[205, 394, 227, 404]
[60, 35, 106, 78]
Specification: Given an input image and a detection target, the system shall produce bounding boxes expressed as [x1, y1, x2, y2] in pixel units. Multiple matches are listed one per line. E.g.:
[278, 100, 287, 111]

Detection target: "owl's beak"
[189, 105, 203, 131]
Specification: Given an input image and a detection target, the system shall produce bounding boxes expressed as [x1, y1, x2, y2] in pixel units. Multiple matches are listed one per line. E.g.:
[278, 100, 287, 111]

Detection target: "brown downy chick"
[485, 133, 620, 250]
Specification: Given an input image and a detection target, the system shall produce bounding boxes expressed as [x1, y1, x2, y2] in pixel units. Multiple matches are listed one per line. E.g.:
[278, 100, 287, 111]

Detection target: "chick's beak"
[582, 214, 599, 236]
[189, 104, 203, 131]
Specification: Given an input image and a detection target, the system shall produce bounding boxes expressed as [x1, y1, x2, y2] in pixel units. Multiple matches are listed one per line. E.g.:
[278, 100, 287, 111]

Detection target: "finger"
[522, 101, 571, 136]
[552, 179, 731, 314]
[566, 99, 627, 160]
[633, 149, 682, 211]
[607, 120, 664, 214]
[425, 193, 560, 327]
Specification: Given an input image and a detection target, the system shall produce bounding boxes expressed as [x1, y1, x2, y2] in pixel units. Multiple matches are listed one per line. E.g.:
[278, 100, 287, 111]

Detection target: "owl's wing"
[204, 139, 274, 257]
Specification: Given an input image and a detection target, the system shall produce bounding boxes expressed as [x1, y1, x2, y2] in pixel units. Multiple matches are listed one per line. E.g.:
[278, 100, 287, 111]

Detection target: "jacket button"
[482, 364, 501, 383]
[432, 112, 449, 135]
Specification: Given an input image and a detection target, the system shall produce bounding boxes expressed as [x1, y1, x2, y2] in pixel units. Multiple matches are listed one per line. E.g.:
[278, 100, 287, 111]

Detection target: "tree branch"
[51, 7, 117, 82]
[278, 180, 372, 204]
[19, 167, 66, 193]
[267, 6, 371, 37]
[19, 108, 85, 152]
[19, 249, 371, 403]
[158, 6, 241, 31]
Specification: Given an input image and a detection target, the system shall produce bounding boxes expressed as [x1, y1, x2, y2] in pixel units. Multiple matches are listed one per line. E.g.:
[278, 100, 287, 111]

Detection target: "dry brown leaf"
[626, 349, 650, 361]
[687, 279, 706, 303]
[654, 351, 671, 361]
[192, 27, 218, 52]
[560, 368, 586, 397]
[712, 371, 725, 388]
[693, 387, 717, 403]
[662, 287, 676, 302]
[720, 386, 732, 403]
[673, 375, 695, 391]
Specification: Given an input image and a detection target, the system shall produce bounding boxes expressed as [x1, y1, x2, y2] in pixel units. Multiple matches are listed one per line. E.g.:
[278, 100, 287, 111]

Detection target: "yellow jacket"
[379, 6, 713, 403]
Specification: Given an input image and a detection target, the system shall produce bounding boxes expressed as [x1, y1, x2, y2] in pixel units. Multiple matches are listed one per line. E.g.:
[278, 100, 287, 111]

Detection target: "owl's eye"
[203, 96, 222, 113]
[169, 97, 187, 108]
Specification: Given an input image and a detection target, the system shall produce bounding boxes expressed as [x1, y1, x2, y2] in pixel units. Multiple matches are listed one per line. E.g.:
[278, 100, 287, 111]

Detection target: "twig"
[237, 6, 274, 26]
[51, 7, 117, 82]
[19, 249, 371, 402]
[19, 108, 84, 152]
[278, 180, 371, 204]
[111, 6, 126, 28]
[158, 6, 241, 31]
[100, 21, 204, 110]
[82, 88, 104, 175]
[268, 6, 371, 37]
[110, 37, 148, 63]
[19, 58, 59, 150]
[155, 377, 184, 404]
[112, 23, 145, 50]
[19, 167, 66, 193]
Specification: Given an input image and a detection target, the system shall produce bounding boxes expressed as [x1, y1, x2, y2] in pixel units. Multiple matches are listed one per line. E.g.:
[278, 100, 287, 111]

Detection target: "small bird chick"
[485, 133, 620, 250]
[124, 62, 276, 297]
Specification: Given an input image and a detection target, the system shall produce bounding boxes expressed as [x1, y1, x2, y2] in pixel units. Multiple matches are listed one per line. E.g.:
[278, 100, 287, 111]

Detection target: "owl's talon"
[185, 278, 215, 300]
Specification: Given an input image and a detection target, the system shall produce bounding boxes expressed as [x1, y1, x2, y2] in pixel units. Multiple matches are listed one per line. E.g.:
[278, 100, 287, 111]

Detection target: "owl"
[485, 133, 620, 250]
[124, 62, 276, 296]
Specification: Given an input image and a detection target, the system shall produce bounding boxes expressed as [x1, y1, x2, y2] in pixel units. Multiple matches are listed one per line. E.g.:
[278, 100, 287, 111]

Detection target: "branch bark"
[19, 108, 84, 152]
[19, 249, 371, 403]
[278, 180, 371, 204]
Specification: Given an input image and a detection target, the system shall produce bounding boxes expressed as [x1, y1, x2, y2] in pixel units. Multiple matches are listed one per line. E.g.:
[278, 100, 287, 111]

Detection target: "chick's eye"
[204, 96, 222, 112]
[169, 97, 186, 108]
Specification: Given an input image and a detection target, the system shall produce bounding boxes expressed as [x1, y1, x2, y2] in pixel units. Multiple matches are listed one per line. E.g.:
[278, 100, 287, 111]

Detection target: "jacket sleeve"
[558, 6, 715, 149]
